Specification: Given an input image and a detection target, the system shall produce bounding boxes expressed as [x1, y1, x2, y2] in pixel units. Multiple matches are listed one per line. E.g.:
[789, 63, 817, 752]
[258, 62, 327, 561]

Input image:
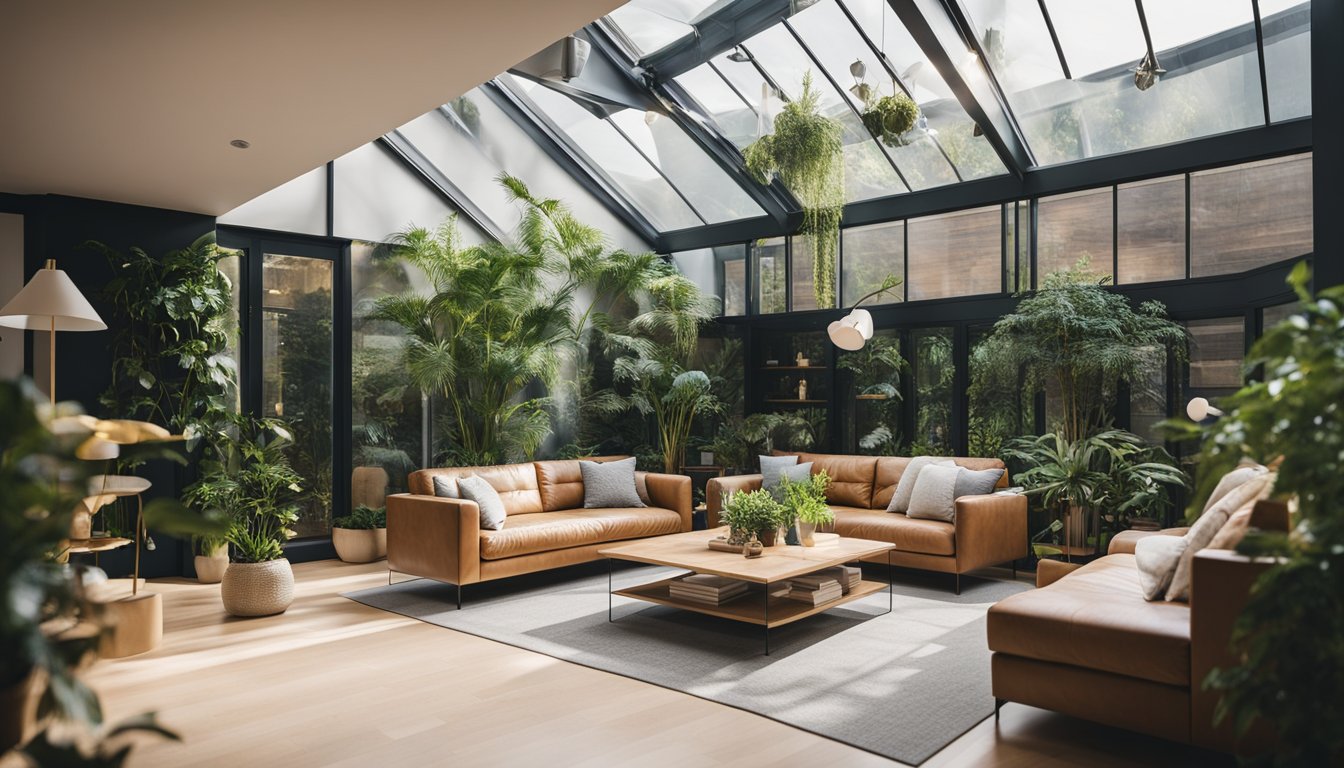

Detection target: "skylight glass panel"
[608, 108, 766, 223]
[964, 0, 1269, 165]
[673, 64, 759, 149]
[840, 0, 1006, 180]
[732, 23, 908, 202]
[506, 76, 703, 231]
[1260, 0, 1311, 121]
[606, 0, 721, 57]
[791, 0, 958, 190]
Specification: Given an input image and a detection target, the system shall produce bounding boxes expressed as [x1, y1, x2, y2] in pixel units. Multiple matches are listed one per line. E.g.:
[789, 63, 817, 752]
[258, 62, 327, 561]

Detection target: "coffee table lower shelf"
[612, 576, 888, 629]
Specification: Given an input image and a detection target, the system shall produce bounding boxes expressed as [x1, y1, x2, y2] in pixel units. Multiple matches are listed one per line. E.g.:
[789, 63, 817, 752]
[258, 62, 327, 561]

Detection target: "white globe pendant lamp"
[827, 276, 900, 351]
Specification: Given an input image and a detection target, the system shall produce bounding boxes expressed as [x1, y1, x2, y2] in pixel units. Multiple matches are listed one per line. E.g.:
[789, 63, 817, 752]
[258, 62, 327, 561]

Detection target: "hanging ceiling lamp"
[1131, 0, 1165, 91]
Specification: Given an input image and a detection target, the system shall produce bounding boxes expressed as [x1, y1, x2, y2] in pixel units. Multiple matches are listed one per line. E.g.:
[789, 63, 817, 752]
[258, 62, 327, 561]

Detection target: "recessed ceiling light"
[229, 139, 251, 149]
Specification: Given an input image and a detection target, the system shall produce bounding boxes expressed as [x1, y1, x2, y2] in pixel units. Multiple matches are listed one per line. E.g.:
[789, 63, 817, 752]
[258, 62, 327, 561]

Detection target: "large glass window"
[1261, 0, 1312, 122]
[755, 237, 787, 314]
[912, 327, 954, 455]
[839, 329, 903, 455]
[1037, 187, 1113, 280]
[606, 0, 719, 57]
[969, 325, 1031, 457]
[1190, 153, 1313, 277]
[842, 220, 905, 306]
[263, 253, 334, 538]
[906, 205, 1002, 301]
[790, 233, 838, 312]
[351, 242, 423, 513]
[1186, 319, 1246, 421]
[1117, 175, 1186, 284]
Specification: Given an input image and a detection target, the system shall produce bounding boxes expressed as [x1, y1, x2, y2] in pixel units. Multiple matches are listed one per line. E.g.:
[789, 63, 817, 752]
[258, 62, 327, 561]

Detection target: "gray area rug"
[344, 564, 1028, 765]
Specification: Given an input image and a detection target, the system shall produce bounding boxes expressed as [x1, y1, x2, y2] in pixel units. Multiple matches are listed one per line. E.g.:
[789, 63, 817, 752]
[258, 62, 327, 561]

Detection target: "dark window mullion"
[605, 117, 708, 226]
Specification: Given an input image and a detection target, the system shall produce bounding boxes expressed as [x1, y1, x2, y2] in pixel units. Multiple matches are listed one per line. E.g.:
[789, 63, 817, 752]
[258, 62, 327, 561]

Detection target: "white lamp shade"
[0, 265, 106, 331]
[1186, 397, 1224, 421]
[828, 319, 865, 351]
[849, 308, 874, 340]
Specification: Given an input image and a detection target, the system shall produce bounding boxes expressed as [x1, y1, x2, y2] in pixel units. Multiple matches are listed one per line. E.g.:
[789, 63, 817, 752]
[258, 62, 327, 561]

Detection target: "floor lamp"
[0, 259, 106, 403]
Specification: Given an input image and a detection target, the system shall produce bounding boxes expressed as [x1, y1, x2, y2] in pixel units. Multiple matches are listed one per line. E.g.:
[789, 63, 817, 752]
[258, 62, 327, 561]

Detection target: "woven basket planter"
[221, 559, 294, 617]
[332, 527, 387, 563]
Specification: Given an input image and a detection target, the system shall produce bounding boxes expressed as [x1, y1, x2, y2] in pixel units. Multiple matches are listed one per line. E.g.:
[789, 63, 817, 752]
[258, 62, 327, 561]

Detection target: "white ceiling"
[0, 0, 624, 215]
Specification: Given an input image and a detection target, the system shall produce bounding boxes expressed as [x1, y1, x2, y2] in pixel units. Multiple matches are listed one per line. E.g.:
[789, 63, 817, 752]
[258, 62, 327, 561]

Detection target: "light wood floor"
[81, 560, 1224, 767]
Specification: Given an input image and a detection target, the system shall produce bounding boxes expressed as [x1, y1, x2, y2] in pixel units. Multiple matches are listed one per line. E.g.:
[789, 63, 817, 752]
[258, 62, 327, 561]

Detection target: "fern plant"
[744, 72, 844, 309]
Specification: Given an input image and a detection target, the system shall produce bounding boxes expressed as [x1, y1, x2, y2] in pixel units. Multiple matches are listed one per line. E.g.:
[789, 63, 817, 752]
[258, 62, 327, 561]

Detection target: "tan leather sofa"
[706, 453, 1027, 593]
[386, 459, 691, 606]
[987, 501, 1288, 753]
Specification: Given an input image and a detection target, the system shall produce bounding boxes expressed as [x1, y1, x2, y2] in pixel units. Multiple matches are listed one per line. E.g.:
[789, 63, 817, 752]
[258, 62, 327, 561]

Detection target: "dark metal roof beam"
[638, 0, 797, 82]
[376, 132, 509, 243]
[889, 0, 1034, 175]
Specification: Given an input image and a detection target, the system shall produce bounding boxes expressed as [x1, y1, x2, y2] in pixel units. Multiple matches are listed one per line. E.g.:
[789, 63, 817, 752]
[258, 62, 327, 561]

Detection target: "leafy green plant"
[744, 72, 844, 309]
[183, 414, 302, 563]
[720, 488, 785, 539]
[861, 93, 919, 147]
[334, 505, 386, 530]
[780, 470, 833, 526]
[971, 258, 1187, 443]
[1, 381, 222, 758]
[1164, 263, 1343, 765]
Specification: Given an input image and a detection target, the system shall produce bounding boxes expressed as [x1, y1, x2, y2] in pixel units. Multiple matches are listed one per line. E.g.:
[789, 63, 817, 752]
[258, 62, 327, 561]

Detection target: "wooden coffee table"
[600, 528, 895, 654]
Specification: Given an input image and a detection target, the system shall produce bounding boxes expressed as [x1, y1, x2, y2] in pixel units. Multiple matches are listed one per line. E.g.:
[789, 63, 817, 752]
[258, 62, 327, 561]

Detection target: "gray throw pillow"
[906, 464, 963, 522]
[580, 457, 645, 508]
[886, 457, 955, 513]
[759, 454, 799, 489]
[432, 475, 459, 499]
[954, 467, 1004, 499]
[765, 462, 814, 501]
[456, 474, 507, 530]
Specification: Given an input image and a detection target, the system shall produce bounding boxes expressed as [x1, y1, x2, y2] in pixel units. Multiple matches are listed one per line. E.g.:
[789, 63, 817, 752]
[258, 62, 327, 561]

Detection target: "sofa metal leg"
[1011, 561, 1017, 581]
[954, 573, 961, 596]
[994, 697, 1005, 722]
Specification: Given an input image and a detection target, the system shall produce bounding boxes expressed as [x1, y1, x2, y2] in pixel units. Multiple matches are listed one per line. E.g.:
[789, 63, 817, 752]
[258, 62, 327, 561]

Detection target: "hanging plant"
[861, 93, 919, 147]
[743, 71, 844, 309]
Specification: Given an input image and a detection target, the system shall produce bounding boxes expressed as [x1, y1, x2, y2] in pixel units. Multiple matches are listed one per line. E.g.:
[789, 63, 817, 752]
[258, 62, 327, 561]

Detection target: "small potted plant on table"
[332, 505, 387, 563]
[720, 489, 785, 546]
[781, 470, 833, 546]
[194, 534, 229, 584]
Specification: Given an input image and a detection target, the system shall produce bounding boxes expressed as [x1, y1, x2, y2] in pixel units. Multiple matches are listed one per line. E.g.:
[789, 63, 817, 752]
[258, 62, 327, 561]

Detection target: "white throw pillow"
[1165, 472, 1275, 601]
[1135, 534, 1188, 601]
[456, 474, 507, 531]
[432, 475, 459, 499]
[886, 457, 955, 513]
[906, 464, 962, 522]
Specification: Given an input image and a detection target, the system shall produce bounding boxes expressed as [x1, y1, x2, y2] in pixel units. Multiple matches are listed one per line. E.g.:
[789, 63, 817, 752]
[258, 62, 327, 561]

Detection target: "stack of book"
[808, 565, 862, 594]
[669, 574, 749, 605]
[783, 576, 843, 606]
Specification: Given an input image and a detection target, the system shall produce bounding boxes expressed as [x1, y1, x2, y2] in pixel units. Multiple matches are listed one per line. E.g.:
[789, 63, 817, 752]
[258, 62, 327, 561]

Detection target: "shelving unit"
[749, 330, 834, 449]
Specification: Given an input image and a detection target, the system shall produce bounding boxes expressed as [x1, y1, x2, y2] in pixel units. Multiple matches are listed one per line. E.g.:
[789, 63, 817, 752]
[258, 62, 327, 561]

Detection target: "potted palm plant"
[332, 505, 387, 563]
[780, 470, 833, 546]
[184, 414, 302, 617]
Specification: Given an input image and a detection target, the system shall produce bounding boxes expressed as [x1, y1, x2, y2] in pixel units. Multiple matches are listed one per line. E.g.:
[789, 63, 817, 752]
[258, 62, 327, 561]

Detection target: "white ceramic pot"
[332, 527, 387, 563]
[798, 521, 817, 547]
[221, 559, 294, 617]
[195, 549, 229, 584]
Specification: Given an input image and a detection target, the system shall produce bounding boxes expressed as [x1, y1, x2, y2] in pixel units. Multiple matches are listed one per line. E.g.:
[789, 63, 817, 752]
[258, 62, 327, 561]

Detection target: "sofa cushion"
[411, 463, 543, 515]
[987, 554, 1192, 686]
[955, 467, 1005, 499]
[580, 457, 644, 508]
[831, 506, 955, 556]
[885, 457, 955, 513]
[759, 454, 799, 489]
[798, 453, 877, 508]
[1166, 472, 1274, 602]
[432, 475, 459, 499]
[874, 456, 1008, 510]
[478, 507, 683, 560]
[907, 463, 962, 522]
[765, 462, 813, 501]
[535, 460, 585, 512]
[457, 475, 507, 531]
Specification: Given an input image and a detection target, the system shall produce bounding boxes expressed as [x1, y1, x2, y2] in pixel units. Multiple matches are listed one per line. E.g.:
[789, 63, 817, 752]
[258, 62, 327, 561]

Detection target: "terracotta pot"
[332, 527, 387, 563]
[221, 559, 294, 617]
[0, 670, 41, 754]
[195, 549, 229, 584]
[797, 521, 817, 547]
[758, 527, 778, 547]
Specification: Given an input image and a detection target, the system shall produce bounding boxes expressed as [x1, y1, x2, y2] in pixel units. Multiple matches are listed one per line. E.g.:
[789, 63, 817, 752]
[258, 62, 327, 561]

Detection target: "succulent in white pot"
[193, 535, 230, 584]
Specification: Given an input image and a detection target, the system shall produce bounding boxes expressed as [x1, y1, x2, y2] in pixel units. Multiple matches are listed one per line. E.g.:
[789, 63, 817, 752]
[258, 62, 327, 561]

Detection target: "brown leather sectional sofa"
[386, 459, 691, 606]
[707, 453, 1028, 592]
[987, 501, 1288, 752]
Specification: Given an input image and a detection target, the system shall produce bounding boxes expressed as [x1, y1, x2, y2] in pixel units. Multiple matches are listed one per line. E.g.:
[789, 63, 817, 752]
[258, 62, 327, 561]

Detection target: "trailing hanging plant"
[743, 72, 844, 309]
[861, 93, 919, 147]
